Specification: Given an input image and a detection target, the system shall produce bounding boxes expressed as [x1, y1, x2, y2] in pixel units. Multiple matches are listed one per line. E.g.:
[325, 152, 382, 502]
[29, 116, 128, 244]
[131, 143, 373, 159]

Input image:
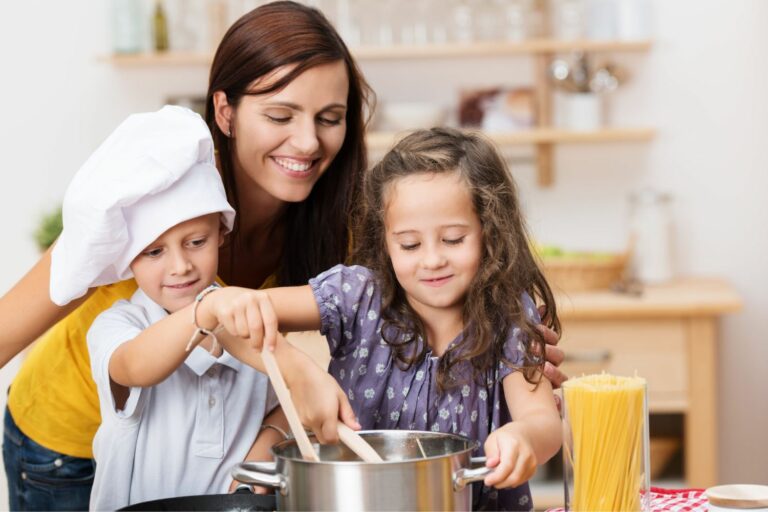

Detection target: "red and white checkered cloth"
[548, 487, 708, 512]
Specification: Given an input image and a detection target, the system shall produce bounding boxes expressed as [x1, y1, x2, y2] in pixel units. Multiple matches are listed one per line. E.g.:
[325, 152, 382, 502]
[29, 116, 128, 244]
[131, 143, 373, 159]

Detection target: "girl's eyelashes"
[400, 243, 420, 251]
[443, 236, 466, 245]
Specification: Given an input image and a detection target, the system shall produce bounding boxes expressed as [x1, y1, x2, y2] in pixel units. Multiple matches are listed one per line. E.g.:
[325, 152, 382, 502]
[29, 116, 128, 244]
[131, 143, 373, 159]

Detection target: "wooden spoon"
[260, 347, 320, 462]
[261, 337, 381, 464]
[337, 423, 383, 463]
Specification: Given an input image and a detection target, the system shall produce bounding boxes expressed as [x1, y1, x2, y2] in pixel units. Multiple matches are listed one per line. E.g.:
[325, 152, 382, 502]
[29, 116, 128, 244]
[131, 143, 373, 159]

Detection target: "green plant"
[34, 206, 63, 252]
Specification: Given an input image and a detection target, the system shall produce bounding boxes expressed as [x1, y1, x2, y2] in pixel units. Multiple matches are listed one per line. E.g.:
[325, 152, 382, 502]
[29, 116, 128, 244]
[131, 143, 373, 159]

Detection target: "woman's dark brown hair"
[205, 1, 373, 286]
[352, 127, 561, 391]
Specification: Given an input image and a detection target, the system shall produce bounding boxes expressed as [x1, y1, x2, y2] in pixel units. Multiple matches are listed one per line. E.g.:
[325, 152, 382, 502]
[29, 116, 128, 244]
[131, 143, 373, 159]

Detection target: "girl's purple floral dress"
[309, 264, 541, 512]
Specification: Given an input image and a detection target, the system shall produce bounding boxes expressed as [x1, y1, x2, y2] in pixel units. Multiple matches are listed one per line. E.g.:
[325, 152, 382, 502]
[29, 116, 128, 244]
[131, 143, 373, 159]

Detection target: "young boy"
[50, 106, 352, 510]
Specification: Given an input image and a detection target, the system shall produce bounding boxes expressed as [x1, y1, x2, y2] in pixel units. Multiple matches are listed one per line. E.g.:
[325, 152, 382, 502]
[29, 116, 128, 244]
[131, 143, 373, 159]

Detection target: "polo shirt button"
[20, 472, 27, 480]
[54, 458, 63, 467]
[209, 396, 216, 407]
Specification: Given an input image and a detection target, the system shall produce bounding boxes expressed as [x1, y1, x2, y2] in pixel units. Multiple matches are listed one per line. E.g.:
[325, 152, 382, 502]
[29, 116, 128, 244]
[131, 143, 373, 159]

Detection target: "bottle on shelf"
[153, 0, 169, 52]
[110, 0, 142, 54]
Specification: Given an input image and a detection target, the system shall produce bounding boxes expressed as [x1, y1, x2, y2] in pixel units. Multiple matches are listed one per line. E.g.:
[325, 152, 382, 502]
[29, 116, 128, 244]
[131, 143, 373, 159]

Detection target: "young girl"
[205, 127, 563, 511]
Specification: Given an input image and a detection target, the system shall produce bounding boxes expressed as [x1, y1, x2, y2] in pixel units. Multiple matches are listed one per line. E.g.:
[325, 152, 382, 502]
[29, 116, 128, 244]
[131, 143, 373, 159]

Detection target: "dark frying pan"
[119, 487, 276, 511]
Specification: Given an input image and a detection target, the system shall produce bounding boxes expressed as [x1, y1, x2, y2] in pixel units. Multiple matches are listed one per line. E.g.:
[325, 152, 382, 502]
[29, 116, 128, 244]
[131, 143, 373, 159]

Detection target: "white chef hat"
[50, 105, 235, 306]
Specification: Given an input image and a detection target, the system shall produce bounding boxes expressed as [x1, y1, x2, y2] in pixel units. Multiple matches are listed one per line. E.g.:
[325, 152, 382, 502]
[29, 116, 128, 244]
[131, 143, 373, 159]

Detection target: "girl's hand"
[199, 287, 279, 351]
[483, 423, 538, 489]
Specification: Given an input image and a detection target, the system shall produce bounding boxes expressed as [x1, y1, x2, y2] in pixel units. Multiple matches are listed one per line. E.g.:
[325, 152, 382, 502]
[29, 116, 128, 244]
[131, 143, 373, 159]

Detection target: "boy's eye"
[142, 248, 164, 258]
[443, 236, 466, 246]
[187, 237, 207, 248]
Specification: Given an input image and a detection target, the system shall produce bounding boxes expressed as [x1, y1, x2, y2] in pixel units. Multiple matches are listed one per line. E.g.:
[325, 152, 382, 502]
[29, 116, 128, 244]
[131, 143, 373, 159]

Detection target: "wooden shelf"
[106, 51, 213, 67]
[105, 39, 652, 66]
[105, 36, 653, 187]
[367, 127, 656, 151]
[354, 39, 652, 59]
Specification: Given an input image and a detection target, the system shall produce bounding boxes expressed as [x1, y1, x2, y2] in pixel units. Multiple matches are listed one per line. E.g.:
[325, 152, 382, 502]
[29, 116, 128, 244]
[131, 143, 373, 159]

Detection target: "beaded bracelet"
[185, 284, 221, 353]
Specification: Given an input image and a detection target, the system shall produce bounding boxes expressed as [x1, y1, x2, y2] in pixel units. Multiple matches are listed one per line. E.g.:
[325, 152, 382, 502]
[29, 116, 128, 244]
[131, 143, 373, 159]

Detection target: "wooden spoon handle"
[261, 347, 319, 462]
[337, 423, 383, 463]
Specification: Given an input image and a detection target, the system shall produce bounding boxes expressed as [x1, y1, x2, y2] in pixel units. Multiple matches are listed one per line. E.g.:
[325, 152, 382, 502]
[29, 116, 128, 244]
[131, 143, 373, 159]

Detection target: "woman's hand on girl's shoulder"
[198, 286, 279, 351]
[483, 423, 538, 489]
[536, 305, 567, 389]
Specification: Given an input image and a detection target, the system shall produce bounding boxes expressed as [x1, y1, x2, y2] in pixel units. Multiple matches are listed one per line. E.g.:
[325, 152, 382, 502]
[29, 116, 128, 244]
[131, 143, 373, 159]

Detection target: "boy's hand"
[483, 423, 538, 489]
[286, 359, 361, 444]
[198, 287, 278, 351]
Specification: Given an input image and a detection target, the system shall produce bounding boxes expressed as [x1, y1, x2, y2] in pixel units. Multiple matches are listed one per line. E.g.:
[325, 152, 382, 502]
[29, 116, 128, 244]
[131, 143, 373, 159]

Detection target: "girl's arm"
[0, 246, 93, 368]
[483, 372, 562, 489]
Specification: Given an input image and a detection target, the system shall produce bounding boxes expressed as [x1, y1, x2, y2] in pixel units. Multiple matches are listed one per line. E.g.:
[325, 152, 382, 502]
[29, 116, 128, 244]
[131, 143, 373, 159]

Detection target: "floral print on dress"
[310, 264, 540, 512]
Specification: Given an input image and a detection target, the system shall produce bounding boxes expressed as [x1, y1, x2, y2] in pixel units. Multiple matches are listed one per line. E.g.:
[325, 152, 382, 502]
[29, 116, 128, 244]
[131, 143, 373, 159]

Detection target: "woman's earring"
[227, 128, 232, 137]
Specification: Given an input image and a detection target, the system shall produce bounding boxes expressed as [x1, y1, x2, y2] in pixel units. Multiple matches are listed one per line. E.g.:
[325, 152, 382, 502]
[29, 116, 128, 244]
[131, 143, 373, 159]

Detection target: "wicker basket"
[541, 252, 629, 292]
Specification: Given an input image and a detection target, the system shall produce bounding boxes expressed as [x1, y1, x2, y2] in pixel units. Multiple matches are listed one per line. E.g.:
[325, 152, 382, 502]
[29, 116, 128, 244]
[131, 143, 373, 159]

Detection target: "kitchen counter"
[555, 276, 742, 490]
[555, 277, 742, 319]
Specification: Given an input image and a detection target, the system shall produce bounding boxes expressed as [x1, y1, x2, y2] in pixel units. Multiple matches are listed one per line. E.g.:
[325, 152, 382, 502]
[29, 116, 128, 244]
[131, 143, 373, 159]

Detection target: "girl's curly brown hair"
[350, 127, 560, 391]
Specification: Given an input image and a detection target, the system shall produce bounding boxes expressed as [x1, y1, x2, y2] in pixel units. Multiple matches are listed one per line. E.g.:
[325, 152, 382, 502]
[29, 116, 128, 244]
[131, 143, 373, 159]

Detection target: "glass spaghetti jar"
[562, 374, 651, 512]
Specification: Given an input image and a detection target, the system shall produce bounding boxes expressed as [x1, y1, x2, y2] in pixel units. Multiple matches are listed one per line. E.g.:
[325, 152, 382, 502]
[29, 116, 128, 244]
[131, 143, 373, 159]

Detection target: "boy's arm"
[109, 284, 319, 388]
[108, 300, 201, 388]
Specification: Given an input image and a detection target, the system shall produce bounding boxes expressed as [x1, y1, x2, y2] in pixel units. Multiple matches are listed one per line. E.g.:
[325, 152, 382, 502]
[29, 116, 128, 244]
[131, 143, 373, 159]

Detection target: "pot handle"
[453, 457, 492, 492]
[231, 461, 288, 496]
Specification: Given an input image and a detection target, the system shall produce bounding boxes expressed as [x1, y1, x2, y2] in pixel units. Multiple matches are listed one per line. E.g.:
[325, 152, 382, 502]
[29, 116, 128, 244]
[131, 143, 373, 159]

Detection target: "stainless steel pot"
[232, 430, 490, 511]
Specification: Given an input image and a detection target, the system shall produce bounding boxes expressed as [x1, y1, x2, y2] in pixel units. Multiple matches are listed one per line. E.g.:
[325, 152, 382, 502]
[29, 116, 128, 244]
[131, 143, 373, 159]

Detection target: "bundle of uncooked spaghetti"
[563, 373, 648, 511]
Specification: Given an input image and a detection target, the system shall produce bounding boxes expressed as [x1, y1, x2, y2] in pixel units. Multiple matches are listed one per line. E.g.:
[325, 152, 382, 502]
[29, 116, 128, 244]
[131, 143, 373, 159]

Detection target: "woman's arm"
[483, 372, 562, 488]
[0, 246, 92, 368]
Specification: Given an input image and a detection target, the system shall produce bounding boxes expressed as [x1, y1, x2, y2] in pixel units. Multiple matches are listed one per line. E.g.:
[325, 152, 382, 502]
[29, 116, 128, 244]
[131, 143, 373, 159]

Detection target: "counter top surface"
[555, 277, 743, 319]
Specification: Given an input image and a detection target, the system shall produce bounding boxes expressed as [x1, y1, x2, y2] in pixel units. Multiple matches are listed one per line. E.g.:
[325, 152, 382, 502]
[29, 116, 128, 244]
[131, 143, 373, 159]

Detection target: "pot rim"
[269, 429, 480, 466]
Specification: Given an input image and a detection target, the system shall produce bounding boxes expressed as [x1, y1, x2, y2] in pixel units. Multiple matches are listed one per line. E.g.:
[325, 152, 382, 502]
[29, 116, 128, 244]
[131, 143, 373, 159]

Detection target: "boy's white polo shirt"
[87, 288, 278, 511]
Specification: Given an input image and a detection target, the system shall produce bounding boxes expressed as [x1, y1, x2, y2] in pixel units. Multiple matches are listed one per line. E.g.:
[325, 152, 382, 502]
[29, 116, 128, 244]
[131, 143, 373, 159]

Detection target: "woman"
[0, 2, 565, 510]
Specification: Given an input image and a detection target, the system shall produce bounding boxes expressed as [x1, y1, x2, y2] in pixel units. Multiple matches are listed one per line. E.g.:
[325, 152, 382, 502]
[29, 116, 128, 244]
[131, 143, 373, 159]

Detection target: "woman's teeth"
[274, 157, 313, 172]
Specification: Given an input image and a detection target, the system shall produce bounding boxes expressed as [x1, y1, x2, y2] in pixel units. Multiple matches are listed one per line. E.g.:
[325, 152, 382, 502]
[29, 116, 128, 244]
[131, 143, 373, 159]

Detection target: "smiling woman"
[205, 1, 371, 289]
[213, 61, 349, 205]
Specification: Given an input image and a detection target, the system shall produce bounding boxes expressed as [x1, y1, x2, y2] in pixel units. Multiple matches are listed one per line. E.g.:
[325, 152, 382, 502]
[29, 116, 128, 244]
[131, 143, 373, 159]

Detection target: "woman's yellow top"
[8, 272, 280, 459]
[8, 280, 138, 458]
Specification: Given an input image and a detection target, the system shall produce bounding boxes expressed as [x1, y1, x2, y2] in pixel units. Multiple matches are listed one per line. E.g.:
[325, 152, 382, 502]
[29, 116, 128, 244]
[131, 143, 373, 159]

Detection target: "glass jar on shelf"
[110, 0, 143, 54]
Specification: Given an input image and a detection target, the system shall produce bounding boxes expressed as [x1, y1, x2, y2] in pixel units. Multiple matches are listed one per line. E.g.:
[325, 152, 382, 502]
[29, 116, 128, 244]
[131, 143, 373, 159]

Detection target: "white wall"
[0, 0, 765, 502]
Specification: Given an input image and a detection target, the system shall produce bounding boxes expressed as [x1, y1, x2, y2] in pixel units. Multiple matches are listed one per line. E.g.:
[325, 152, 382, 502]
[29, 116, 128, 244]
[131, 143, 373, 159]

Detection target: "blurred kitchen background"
[1, 0, 767, 507]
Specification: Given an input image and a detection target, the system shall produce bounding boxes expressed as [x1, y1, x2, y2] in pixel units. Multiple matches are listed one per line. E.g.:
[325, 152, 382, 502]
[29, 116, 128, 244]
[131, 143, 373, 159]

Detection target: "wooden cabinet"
[532, 278, 742, 508]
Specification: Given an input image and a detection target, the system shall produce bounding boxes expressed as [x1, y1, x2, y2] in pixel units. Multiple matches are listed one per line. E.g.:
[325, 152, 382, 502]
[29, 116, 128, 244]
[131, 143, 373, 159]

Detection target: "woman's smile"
[271, 156, 319, 178]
